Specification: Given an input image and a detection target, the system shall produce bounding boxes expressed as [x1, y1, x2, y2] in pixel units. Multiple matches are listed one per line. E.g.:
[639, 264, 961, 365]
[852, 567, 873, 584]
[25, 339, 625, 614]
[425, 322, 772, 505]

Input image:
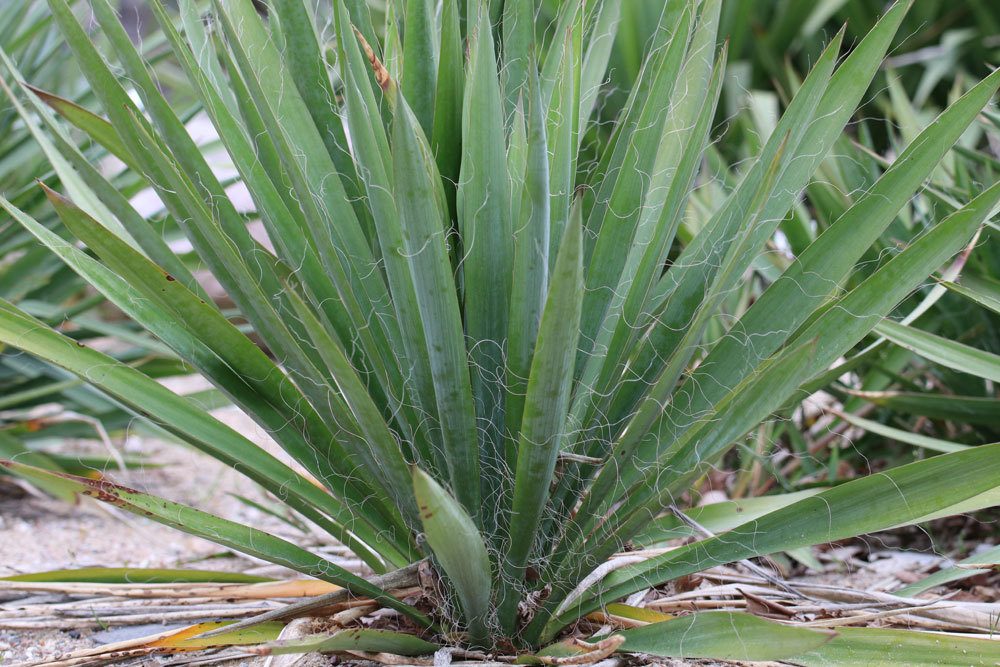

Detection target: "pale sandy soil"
[0, 396, 304, 664]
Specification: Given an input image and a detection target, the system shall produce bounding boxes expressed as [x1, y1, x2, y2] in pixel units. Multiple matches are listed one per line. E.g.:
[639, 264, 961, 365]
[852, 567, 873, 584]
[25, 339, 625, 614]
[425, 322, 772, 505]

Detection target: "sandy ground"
[0, 397, 306, 664]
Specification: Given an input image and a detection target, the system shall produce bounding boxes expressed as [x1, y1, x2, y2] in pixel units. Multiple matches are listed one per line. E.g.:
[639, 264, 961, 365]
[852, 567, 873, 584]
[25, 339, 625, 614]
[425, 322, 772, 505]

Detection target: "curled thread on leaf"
[353, 25, 391, 91]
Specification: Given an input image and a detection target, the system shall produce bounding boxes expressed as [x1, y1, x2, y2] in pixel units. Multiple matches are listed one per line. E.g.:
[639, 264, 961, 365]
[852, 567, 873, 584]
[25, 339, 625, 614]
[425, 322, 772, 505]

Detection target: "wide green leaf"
[789, 627, 1000, 666]
[412, 466, 492, 645]
[618, 612, 834, 661]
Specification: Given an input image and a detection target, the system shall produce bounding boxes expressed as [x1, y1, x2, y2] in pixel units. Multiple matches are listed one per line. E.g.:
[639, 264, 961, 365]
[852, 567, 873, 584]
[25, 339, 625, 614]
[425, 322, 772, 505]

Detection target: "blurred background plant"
[598, 0, 1000, 499]
[0, 0, 216, 496]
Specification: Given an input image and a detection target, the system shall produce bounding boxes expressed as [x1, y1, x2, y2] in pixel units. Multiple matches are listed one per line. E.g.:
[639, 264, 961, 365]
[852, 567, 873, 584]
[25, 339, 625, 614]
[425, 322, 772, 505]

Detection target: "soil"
[0, 394, 299, 664]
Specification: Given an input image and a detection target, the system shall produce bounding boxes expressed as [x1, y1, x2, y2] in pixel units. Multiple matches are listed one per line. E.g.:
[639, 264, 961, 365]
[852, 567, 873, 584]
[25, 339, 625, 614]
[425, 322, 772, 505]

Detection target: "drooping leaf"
[550, 442, 1000, 637]
[788, 627, 1000, 666]
[618, 612, 834, 661]
[896, 544, 1000, 597]
[0, 460, 431, 627]
[0, 568, 272, 584]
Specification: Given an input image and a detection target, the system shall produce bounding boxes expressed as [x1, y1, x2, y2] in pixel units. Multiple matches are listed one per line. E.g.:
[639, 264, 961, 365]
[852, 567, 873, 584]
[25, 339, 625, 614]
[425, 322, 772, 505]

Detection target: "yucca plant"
[2, 0, 1000, 661]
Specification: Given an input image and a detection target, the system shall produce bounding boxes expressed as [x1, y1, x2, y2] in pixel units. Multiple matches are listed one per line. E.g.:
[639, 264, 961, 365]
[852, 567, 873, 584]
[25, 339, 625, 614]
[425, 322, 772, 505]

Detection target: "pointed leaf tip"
[353, 25, 392, 91]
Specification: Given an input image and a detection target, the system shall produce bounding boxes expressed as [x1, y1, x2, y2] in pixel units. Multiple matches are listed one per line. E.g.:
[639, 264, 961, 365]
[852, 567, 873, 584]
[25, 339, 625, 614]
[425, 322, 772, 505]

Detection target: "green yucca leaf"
[210, 0, 407, 399]
[391, 83, 480, 517]
[578, 0, 701, 353]
[0, 291, 401, 568]
[328, 15, 440, 470]
[270, 0, 365, 214]
[526, 335, 820, 644]
[832, 410, 972, 454]
[853, 391, 1000, 427]
[895, 544, 1000, 598]
[645, 70, 1000, 477]
[543, 14, 581, 267]
[431, 0, 464, 205]
[0, 568, 272, 584]
[283, 285, 419, 527]
[618, 612, 834, 661]
[144, 0, 344, 319]
[499, 207, 583, 631]
[412, 466, 492, 646]
[401, 0, 437, 137]
[23, 84, 136, 171]
[552, 135, 792, 565]
[630, 489, 824, 546]
[876, 318, 1000, 382]
[0, 430, 74, 501]
[578, 0, 622, 124]
[21, 184, 412, 557]
[549, 441, 1000, 637]
[460, 6, 513, 517]
[789, 627, 1000, 666]
[505, 63, 551, 450]
[609, 0, 909, 424]
[589, 177, 1000, 529]
[501, 0, 532, 120]
[0, 52, 202, 295]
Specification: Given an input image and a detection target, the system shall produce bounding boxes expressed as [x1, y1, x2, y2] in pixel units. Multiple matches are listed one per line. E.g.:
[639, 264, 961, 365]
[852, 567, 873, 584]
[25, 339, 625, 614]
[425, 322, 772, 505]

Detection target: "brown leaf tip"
[37, 181, 70, 206]
[352, 26, 391, 91]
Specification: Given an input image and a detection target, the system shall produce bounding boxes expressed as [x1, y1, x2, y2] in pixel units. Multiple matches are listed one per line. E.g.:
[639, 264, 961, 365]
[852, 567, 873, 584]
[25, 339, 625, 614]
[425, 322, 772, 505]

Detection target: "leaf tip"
[352, 25, 392, 92]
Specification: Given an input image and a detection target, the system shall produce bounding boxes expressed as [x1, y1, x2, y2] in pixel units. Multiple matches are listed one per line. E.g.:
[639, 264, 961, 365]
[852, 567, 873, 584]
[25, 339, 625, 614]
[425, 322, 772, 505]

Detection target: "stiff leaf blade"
[412, 466, 492, 645]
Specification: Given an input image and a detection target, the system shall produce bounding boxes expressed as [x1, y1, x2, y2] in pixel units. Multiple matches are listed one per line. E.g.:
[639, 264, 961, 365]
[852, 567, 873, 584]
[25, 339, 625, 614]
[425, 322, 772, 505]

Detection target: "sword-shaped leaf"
[412, 466, 492, 646]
